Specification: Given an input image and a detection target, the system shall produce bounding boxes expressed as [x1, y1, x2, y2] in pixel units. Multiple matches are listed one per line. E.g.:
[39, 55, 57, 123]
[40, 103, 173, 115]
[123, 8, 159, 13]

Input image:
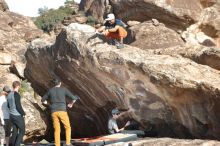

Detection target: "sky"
[5, 0, 81, 17]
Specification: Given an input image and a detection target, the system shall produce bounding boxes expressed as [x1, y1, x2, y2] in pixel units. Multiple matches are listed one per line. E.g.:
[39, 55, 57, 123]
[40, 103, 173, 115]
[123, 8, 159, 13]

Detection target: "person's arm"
[0, 102, 4, 125]
[0, 117, 4, 126]
[41, 91, 50, 104]
[65, 88, 79, 100]
[120, 21, 127, 28]
[108, 25, 120, 32]
[112, 121, 120, 133]
[65, 88, 79, 108]
[116, 121, 131, 132]
[14, 92, 25, 116]
[97, 26, 106, 32]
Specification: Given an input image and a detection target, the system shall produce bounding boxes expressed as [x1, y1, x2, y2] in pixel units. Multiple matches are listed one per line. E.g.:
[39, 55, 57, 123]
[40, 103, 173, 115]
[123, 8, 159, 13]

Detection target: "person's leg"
[118, 26, 127, 42]
[0, 126, 5, 146]
[4, 119, 12, 146]
[12, 116, 25, 146]
[105, 31, 119, 45]
[11, 124, 18, 146]
[52, 112, 61, 146]
[103, 31, 112, 44]
[5, 137, 9, 146]
[117, 26, 128, 49]
[121, 130, 145, 137]
[0, 138, 4, 146]
[106, 27, 127, 49]
[59, 112, 71, 146]
[10, 115, 18, 146]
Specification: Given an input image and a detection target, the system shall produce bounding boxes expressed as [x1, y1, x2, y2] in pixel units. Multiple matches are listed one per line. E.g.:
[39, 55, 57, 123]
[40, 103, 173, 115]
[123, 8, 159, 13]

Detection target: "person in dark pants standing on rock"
[42, 78, 79, 146]
[7, 81, 25, 146]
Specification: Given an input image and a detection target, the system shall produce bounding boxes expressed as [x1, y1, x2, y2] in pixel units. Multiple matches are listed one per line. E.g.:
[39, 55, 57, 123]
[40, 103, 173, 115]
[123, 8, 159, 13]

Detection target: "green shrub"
[35, 6, 74, 33]
[87, 15, 98, 26]
[19, 80, 32, 97]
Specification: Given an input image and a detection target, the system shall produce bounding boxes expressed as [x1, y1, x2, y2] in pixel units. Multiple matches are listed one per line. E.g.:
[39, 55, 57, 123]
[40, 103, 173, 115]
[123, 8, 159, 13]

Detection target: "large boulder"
[0, 65, 20, 88]
[79, 0, 112, 22]
[129, 20, 184, 50]
[108, 137, 220, 146]
[21, 85, 47, 142]
[79, 0, 216, 29]
[0, 0, 8, 11]
[0, 4, 46, 141]
[182, 2, 220, 47]
[151, 45, 220, 71]
[7, 12, 43, 42]
[25, 24, 220, 139]
[0, 52, 14, 64]
[0, 10, 43, 71]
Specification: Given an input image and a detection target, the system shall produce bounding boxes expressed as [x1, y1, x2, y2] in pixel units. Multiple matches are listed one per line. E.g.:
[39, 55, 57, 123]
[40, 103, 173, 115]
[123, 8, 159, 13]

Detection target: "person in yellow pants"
[42, 78, 79, 146]
[52, 111, 71, 146]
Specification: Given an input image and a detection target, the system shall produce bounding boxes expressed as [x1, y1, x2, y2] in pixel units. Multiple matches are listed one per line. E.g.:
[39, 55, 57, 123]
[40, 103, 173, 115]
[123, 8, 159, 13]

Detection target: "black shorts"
[4, 119, 12, 137]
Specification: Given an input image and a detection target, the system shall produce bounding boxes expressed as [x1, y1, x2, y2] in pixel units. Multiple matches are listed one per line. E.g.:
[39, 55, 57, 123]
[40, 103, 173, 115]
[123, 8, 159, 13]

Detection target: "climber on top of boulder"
[97, 13, 128, 49]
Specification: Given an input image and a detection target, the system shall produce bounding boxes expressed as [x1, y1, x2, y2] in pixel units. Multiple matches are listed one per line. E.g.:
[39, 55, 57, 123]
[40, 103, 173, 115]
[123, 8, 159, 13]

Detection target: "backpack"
[115, 19, 127, 28]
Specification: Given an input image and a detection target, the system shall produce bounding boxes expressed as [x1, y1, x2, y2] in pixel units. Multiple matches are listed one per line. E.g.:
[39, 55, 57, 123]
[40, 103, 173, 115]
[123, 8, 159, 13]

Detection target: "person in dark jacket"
[42, 78, 79, 146]
[7, 81, 25, 146]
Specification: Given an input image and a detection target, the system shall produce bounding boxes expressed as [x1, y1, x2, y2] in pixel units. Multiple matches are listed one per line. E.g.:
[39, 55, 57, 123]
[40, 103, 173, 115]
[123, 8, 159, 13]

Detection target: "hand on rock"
[67, 103, 73, 108]
[1, 119, 4, 126]
[42, 101, 47, 105]
[125, 121, 130, 127]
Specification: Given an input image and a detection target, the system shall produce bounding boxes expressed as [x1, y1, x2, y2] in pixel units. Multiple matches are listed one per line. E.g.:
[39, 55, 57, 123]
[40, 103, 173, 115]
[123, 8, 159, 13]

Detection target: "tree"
[65, 0, 74, 4]
[38, 6, 49, 15]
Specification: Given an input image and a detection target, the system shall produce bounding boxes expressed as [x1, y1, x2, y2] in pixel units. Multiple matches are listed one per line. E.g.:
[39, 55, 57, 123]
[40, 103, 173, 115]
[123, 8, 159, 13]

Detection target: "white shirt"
[0, 95, 10, 120]
[108, 118, 118, 134]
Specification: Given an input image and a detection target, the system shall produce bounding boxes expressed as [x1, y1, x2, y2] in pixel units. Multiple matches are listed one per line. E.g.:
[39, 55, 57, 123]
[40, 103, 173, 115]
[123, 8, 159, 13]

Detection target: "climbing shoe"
[117, 43, 124, 49]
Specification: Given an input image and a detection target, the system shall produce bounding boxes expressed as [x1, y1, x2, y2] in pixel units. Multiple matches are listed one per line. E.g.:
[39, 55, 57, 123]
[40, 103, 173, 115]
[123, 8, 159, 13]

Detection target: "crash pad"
[72, 133, 138, 146]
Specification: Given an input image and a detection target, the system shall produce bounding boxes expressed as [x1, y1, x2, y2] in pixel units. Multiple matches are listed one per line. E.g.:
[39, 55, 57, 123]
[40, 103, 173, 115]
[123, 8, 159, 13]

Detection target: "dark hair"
[52, 78, 61, 86]
[3, 86, 11, 93]
[12, 81, 21, 89]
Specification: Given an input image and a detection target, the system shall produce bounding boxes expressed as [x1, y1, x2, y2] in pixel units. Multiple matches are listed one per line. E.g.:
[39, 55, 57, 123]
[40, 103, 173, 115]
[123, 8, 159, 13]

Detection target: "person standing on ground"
[7, 81, 26, 146]
[0, 86, 12, 146]
[42, 78, 79, 146]
[97, 13, 128, 49]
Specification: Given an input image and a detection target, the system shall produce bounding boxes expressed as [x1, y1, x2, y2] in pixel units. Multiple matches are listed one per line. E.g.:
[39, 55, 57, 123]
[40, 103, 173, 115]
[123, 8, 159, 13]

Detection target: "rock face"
[182, 2, 220, 47]
[108, 137, 220, 146]
[22, 91, 47, 142]
[0, 10, 43, 78]
[0, 0, 8, 11]
[148, 45, 220, 71]
[25, 24, 220, 139]
[79, 0, 216, 29]
[79, 0, 111, 22]
[63, 15, 88, 26]
[0, 65, 20, 88]
[129, 20, 184, 50]
[0, 5, 46, 142]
